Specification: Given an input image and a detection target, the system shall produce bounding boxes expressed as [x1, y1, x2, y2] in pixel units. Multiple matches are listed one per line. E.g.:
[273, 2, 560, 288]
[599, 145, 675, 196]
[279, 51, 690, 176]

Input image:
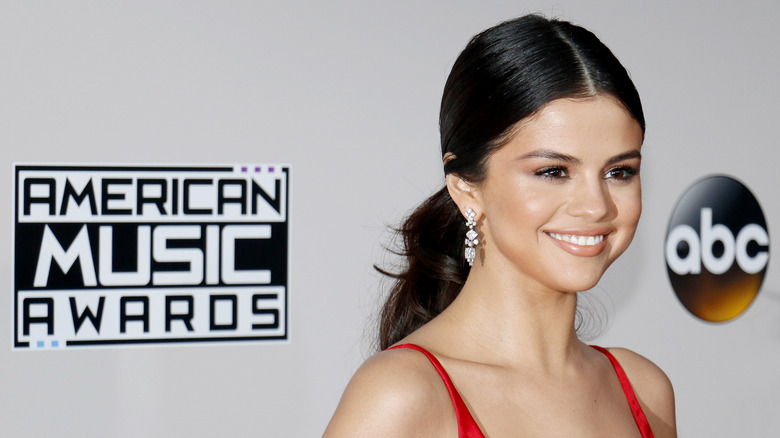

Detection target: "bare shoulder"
[323, 347, 454, 438]
[607, 347, 677, 438]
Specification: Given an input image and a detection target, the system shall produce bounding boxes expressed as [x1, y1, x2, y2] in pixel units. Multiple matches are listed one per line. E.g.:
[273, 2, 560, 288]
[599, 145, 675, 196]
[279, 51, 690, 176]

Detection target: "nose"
[565, 177, 615, 221]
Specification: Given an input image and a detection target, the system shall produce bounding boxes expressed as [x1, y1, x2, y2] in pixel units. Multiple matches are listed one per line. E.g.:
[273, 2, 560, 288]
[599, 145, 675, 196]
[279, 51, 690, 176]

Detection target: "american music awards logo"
[14, 164, 289, 349]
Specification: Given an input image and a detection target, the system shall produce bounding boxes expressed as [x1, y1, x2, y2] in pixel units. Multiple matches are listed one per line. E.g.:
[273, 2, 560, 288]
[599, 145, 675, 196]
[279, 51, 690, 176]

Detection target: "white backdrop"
[2, 1, 779, 436]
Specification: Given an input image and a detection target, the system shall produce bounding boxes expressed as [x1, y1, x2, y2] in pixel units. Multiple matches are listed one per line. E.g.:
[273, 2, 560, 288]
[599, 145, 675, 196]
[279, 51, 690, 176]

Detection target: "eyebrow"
[607, 150, 642, 165]
[517, 149, 642, 165]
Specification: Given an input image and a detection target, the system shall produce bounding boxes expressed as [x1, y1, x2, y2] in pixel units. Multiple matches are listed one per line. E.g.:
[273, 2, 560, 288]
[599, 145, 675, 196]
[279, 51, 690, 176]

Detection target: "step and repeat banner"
[2, 1, 778, 437]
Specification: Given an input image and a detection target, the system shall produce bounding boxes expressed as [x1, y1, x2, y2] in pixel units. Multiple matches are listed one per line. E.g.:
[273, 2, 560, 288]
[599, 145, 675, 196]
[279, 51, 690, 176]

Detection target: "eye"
[604, 166, 639, 181]
[534, 166, 569, 180]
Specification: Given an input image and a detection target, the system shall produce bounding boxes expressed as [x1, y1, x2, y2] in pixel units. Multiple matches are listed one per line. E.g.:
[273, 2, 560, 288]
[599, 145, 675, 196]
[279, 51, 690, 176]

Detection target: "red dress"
[388, 343, 654, 438]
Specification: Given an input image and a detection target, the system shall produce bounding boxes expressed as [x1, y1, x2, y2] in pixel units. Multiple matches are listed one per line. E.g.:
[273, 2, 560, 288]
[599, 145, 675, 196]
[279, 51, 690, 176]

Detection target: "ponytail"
[377, 187, 468, 350]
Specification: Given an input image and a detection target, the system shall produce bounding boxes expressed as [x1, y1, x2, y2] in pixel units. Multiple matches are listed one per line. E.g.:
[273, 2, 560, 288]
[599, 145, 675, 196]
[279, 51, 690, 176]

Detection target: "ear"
[445, 173, 481, 219]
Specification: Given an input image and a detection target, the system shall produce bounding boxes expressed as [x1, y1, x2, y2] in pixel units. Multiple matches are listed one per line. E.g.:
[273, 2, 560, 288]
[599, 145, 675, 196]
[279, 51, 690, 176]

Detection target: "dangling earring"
[464, 208, 478, 266]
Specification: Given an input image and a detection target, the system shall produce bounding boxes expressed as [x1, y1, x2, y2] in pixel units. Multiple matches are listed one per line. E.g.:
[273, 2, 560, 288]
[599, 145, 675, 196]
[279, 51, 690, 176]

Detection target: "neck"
[436, 261, 585, 371]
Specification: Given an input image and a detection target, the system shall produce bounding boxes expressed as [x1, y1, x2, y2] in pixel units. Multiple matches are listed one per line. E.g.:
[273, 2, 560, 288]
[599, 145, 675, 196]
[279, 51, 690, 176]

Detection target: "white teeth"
[549, 233, 604, 246]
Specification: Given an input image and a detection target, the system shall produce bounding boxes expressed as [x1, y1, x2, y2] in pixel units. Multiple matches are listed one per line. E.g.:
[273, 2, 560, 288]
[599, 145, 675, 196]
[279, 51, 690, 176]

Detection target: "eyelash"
[605, 166, 639, 181]
[533, 165, 639, 182]
[534, 166, 569, 180]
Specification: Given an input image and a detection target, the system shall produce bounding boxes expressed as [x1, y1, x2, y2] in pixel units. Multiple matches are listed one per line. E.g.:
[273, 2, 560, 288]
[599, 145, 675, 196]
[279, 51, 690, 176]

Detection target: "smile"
[547, 233, 605, 246]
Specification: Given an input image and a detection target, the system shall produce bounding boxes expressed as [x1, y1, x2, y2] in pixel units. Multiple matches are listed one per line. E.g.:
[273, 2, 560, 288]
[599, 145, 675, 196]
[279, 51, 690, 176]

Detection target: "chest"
[454, 369, 644, 437]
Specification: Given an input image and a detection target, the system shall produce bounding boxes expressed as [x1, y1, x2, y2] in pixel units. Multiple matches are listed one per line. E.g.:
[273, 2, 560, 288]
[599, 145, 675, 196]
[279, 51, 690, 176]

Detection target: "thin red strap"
[388, 343, 485, 438]
[591, 346, 655, 438]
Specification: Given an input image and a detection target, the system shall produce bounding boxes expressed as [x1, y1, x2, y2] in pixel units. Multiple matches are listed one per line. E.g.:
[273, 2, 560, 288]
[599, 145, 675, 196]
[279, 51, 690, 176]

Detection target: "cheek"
[607, 191, 641, 263]
[483, 189, 560, 238]
[517, 194, 561, 226]
[614, 187, 642, 235]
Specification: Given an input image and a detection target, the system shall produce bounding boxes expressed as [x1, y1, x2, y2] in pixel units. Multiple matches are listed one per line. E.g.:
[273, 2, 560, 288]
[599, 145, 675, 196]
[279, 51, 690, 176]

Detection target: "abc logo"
[665, 175, 769, 322]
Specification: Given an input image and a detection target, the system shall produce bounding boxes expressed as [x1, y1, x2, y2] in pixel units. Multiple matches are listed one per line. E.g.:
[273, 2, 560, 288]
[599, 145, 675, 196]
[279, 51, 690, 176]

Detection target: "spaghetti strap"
[590, 345, 655, 438]
[388, 343, 485, 438]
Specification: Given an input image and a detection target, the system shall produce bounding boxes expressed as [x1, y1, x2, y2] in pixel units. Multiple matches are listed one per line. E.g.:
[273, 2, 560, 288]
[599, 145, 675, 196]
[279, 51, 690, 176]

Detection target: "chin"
[551, 270, 605, 293]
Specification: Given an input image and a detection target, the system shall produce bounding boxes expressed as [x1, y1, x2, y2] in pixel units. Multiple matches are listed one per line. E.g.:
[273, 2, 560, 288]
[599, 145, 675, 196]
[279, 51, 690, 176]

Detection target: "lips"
[544, 230, 610, 257]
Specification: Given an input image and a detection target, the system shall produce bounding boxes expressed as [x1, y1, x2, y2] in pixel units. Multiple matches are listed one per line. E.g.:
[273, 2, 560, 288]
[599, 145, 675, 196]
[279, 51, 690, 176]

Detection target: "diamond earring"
[464, 208, 478, 266]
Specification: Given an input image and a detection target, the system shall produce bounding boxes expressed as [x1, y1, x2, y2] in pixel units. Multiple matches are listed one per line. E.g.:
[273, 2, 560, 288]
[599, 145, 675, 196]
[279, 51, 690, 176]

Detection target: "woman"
[325, 14, 676, 437]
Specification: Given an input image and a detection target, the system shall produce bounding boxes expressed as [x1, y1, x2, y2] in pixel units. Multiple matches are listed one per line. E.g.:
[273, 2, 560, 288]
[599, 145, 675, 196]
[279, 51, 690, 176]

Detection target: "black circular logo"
[665, 175, 770, 322]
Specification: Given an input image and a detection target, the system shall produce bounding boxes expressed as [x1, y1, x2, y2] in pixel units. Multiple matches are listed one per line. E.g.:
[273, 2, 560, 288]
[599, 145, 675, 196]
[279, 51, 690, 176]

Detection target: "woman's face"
[473, 95, 644, 293]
